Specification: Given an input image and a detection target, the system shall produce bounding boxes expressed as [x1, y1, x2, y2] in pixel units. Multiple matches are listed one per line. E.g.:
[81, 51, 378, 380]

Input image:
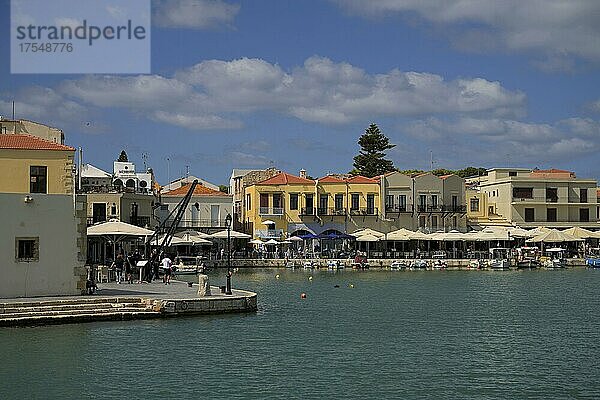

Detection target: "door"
[211, 205, 220, 227]
[92, 203, 107, 224]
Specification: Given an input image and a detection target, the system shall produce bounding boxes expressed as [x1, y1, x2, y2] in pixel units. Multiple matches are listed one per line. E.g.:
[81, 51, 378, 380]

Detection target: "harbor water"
[2, 268, 600, 399]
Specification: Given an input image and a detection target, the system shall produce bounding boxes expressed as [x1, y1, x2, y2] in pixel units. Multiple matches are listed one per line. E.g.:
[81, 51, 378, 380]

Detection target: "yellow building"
[243, 171, 383, 239]
[0, 134, 86, 297]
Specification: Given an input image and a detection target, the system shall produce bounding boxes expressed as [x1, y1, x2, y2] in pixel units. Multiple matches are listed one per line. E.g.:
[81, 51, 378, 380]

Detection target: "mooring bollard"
[197, 274, 210, 297]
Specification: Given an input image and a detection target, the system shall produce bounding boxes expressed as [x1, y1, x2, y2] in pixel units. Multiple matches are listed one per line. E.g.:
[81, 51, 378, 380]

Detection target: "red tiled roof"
[163, 184, 228, 196]
[440, 174, 457, 180]
[345, 175, 379, 184]
[318, 175, 346, 183]
[0, 134, 74, 151]
[258, 172, 315, 185]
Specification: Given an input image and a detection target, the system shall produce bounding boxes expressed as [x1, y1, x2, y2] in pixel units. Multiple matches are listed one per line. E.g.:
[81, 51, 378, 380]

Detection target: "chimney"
[299, 169, 306, 179]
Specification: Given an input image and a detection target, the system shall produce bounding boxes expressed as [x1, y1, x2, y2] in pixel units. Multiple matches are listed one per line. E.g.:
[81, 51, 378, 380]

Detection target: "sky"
[1, 0, 599, 186]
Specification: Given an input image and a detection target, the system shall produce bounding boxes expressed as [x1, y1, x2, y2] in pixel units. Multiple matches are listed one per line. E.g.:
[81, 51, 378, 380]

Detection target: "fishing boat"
[409, 260, 428, 270]
[586, 258, 600, 268]
[516, 246, 540, 269]
[390, 261, 409, 270]
[431, 259, 447, 270]
[303, 260, 314, 270]
[327, 260, 344, 270]
[487, 248, 510, 270]
[543, 248, 567, 269]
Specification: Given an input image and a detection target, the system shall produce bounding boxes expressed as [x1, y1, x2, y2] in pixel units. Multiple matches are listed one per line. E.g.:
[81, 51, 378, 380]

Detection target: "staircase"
[0, 297, 160, 327]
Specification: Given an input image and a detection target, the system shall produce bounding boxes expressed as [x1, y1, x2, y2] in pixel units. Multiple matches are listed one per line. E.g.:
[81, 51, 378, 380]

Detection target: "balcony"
[255, 229, 284, 239]
[259, 207, 284, 216]
[511, 196, 589, 204]
[417, 205, 442, 212]
[441, 205, 466, 212]
[349, 207, 378, 216]
[300, 207, 315, 216]
[317, 207, 347, 216]
[161, 218, 227, 228]
[385, 205, 412, 213]
[129, 216, 150, 227]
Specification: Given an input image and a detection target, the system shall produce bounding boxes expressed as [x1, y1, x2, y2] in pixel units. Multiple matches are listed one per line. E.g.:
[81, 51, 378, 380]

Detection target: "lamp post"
[225, 213, 232, 295]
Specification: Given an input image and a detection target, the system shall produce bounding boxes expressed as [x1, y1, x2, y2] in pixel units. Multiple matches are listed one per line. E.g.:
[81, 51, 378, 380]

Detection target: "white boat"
[285, 261, 296, 269]
[303, 261, 314, 270]
[431, 259, 447, 270]
[516, 246, 540, 269]
[543, 248, 567, 269]
[488, 248, 510, 270]
[410, 260, 428, 270]
[390, 261, 409, 270]
[327, 260, 344, 270]
[467, 259, 483, 270]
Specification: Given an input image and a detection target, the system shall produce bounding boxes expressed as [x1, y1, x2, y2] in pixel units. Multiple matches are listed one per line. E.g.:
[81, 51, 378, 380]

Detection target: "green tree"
[117, 150, 128, 162]
[455, 166, 487, 178]
[218, 184, 229, 193]
[431, 168, 455, 176]
[352, 123, 395, 177]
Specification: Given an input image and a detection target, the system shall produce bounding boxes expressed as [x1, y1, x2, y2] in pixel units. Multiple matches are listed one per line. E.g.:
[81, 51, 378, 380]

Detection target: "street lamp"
[225, 213, 232, 295]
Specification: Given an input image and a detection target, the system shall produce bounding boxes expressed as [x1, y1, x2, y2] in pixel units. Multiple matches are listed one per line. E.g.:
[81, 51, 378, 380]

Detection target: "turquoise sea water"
[2, 269, 600, 399]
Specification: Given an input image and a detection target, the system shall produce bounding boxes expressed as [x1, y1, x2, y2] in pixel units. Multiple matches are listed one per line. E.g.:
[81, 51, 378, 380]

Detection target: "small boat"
[390, 261, 409, 270]
[586, 258, 600, 268]
[488, 248, 510, 270]
[353, 254, 369, 270]
[327, 260, 344, 270]
[303, 261, 314, 270]
[431, 259, 447, 270]
[410, 260, 428, 270]
[516, 246, 540, 269]
[285, 261, 296, 269]
[543, 248, 567, 269]
[467, 259, 483, 270]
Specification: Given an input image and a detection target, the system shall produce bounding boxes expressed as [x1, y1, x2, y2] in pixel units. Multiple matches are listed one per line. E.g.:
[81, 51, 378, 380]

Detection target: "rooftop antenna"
[141, 152, 148, 171]
[185, 165, 189, 180]
[166, 157, 170, 186]
[430, 150, 434, 170]
[12, 101, 15, 120]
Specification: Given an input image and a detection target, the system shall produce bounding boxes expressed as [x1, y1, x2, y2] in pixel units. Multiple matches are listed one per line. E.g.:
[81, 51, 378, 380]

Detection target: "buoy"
[300, 293, 307, 299]
[308, 276, 313, 281]
[349, 284, 354, 288]
[275, 274, 280, 279]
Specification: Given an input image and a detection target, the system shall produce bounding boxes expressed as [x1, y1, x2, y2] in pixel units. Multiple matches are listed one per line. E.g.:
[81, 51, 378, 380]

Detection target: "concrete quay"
[0, 280, 257, 327]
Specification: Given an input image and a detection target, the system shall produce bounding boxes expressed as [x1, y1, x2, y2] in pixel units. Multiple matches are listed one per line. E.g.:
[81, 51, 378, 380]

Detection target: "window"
[419, 215, 426, 228]
[319, 194, 328, 214]
[547, 208, 557, 222]
[524, 208, 535, 222]
[16, 237, 39, 262]
[431, 216, 438, 229]
[273, 193, 282, 209]
[30, 166, 47, 194]
[351, 194, 359, 210]
[452, 216, 457, 228]
[335, 194, 343, 211]
[546, 188, 558, 202]
[580, 208, 590, 222]
[246, 194, 251, 210]
[305, 194, 314, 214]
[470, 198, 479, 212]
[366, 194, 375, 214]
[513, 187, 533, 199]
[452, 195, 458, 209]
[290, 193, 298, 210]
[398, 195, 407, 211]
[509, 171, 517, 177]
[431, 195, 438, 209]
[419, 195, 427, 211]
[260, 193, 269, 207]
[580, 189, 588, 203]
[386, 195, 394, 210]
[488, 206, 494, 214]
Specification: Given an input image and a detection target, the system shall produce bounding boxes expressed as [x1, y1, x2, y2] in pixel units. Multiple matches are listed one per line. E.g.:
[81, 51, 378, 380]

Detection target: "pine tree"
[352, 123, 395, 177]
[117, 150, 128, 162]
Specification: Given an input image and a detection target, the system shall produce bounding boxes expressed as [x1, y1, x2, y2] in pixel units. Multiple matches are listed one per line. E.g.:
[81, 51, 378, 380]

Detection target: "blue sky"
[1, 0, 599, 185]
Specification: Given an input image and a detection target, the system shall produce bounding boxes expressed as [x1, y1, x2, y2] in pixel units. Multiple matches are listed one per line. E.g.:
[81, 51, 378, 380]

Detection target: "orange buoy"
[300, 293, 307, 299]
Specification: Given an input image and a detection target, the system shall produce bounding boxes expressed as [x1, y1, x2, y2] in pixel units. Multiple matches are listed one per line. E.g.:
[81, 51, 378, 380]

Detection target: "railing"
[300, 207, 315, 216]
[385, 205, 412, 213]
[129, 216, 150, 227]
[317, 207, 347, 216]
[255, 229, 284, 239]
[349, 207, 378, 216]
[160, 218, 227, 228]
[441, 205, 467, 212]
[513, 195, 591, 204]
[87, 216, 107, 226]
[417, 205, 442, 212]
[259, 207, 284, 215]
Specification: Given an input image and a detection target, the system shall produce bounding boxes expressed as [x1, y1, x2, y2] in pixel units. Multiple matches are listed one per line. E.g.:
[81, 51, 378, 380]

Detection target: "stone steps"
[0, 297, 156, 327]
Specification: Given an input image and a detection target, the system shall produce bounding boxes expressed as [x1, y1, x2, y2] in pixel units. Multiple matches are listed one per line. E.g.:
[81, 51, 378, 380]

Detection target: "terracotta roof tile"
[0, 134, 74, 151]
[163, 184, 228, 196]
[258, 172, 315, 185]
[318, 175, 346, 183]
[345, 175, 379, 184]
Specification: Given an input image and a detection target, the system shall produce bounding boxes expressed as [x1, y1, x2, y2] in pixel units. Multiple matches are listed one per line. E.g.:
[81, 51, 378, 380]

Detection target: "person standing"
[114, 253, 125, 284]
[161, 255, 172, 285]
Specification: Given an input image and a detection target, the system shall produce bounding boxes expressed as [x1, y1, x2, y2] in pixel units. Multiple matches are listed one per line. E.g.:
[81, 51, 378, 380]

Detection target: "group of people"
[110, 251, 142, 284]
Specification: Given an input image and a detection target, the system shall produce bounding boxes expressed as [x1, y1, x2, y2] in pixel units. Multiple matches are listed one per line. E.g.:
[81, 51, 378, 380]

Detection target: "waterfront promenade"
[0, 280, 257, 327]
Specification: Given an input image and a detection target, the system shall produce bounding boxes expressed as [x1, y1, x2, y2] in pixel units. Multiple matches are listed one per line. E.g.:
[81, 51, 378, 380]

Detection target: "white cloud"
[333, 0, 600, 63]
[153, 0, 240, 29]
[0, 87, 87, 128]
[402, 116, 600, 161]
[56, 56, 525, 130]
[586, 100, 600, 114]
